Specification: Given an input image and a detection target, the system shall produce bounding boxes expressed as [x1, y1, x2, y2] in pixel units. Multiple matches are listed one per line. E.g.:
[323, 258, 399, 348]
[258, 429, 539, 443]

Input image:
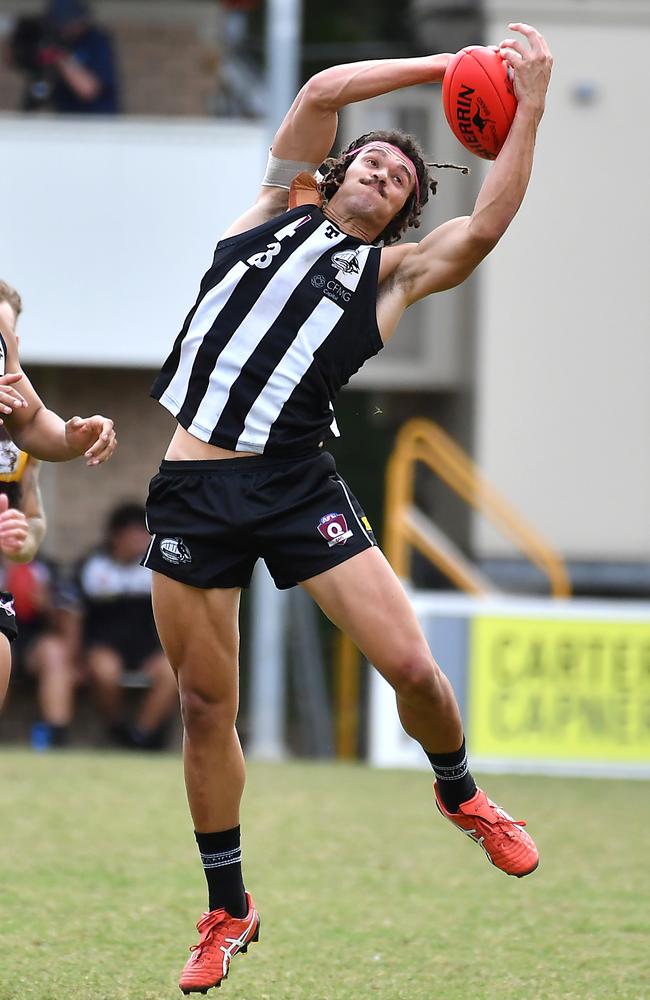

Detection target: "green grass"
[1, 752, 648, 1000]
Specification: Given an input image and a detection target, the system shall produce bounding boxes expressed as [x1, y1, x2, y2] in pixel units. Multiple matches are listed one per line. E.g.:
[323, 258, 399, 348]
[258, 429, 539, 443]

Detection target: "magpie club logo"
[160, 537, 192, 564]
[331, 248, 360, 275]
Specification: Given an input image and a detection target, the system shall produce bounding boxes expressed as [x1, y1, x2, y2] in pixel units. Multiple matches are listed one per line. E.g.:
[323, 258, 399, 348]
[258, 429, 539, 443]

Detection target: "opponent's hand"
[498, 23, 553, 117]
[0, 373, 27, 424]
[0, 493, 29, 555]
[64, 414, 117, 466]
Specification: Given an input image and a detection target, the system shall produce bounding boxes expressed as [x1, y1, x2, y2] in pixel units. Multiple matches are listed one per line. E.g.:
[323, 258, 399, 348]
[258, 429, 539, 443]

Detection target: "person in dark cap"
[41, 0, 120, 113]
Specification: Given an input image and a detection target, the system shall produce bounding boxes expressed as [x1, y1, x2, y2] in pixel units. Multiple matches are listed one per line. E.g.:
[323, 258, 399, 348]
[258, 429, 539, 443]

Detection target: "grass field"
[1, 751, 648, 1000]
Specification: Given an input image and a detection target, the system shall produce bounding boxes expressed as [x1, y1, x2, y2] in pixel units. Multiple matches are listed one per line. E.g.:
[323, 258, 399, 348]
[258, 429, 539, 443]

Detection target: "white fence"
[368, 592, 650, 779]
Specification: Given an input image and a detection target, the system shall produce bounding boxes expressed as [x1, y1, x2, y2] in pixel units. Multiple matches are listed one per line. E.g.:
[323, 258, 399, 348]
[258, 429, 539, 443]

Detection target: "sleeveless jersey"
[0, 334, 28, 507]
[151, 205, 384, 455]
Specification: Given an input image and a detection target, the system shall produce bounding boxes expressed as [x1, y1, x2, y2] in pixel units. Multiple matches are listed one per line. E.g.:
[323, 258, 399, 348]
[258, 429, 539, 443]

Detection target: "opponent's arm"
[16, 459, 46, 562]
[5, 377, 116, 465]
[393, 24, 552, 305]
[0, 459, 46, 563]
[221, 52, 452, 239]
[0, 329, 116, 466]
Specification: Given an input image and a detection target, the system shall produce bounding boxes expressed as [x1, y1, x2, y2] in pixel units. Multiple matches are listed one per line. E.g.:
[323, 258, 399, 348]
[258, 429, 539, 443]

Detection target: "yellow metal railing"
[335, 417, 571, 758]
[385, 418, 571, 597]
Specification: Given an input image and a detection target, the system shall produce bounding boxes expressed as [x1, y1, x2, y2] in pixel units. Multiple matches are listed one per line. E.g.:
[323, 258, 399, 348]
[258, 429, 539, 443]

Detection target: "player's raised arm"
[393, 24, 552, 305]
[271, 52, 452, 166]
[221, 52, 452, 240]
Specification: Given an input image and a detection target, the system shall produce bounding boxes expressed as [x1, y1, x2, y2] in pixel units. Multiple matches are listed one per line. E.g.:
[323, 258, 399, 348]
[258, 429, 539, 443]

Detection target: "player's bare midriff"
[164, 424, 257, 461]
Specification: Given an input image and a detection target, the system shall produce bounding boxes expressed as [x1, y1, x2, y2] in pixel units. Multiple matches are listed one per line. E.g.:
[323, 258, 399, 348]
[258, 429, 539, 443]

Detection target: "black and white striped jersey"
[151, 205, 383, 455]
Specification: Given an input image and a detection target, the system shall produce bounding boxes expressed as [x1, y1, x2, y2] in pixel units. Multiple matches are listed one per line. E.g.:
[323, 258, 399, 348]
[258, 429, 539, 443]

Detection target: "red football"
[442, 45, 517, 160]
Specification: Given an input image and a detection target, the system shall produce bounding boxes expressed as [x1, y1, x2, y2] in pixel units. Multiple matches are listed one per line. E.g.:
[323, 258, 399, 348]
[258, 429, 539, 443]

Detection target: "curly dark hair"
[317, 129, 438, 246]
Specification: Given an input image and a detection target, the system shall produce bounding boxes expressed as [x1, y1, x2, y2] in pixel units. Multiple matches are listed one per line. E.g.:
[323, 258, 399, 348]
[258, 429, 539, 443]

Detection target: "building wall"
[472, 0, 650, 561]
[1, 116, 266, 367]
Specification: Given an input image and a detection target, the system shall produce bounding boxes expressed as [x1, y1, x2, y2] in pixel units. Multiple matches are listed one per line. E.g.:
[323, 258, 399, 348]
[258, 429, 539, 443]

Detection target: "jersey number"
[246, 215, 312, 270]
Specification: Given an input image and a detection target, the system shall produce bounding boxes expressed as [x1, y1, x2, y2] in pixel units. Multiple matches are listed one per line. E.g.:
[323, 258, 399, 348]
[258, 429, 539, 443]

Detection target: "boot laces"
[188, 910, 226, 957]
[485, 799, 527, 841]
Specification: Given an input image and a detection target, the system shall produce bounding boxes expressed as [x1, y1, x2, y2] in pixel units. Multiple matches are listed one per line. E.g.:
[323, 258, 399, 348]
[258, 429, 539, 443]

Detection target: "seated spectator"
[44, 0, 120, 113]
[7, 0, 120, 113]
[77, 502, 178, 750]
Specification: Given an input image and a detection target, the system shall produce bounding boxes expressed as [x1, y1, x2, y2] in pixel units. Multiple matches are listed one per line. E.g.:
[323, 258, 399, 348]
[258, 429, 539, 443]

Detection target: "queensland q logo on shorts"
[159, 537, 192, 564]
[317, 512, 353, 547]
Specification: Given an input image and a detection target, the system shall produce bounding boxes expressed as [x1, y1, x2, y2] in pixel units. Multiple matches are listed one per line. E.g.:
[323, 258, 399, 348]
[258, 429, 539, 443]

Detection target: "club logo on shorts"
[159, 537, 192, 565]
[317, 512, 353, 547]
[331, 248, 360, 275]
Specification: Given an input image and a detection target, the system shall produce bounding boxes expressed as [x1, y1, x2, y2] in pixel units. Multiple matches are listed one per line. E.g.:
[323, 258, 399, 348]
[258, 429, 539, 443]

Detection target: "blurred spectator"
[77, 502, 178, 750]
[7, 0, 120, 113]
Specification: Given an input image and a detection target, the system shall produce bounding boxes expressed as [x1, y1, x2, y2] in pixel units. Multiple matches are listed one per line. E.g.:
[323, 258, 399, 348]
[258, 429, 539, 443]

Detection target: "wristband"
[263, 150, 319, 191]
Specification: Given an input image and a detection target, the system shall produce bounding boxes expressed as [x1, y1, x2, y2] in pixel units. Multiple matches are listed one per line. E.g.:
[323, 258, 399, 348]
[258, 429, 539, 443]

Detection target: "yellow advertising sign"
[469, 616, 650, 761]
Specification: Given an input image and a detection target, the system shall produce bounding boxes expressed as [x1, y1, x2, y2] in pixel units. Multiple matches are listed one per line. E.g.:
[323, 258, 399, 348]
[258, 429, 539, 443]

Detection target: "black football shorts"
[142, 450, 377, 590]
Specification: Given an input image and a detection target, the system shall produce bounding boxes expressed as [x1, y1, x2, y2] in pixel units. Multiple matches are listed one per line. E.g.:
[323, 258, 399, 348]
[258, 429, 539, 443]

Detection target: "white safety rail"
[368, 592, 650, 780]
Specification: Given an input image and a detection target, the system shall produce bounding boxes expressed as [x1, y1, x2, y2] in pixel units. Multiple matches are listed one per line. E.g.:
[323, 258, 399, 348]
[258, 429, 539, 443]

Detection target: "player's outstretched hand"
[498, 22, 553, 114]
[0, 373, 27, 424]
[0, 493, 29, 555]
[64, 414, 117, 466]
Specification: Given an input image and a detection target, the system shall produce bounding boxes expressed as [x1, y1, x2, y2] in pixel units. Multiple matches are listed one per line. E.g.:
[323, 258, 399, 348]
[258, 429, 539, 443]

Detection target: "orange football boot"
[179, 892, 260, 995]
[434, 783, 539, 877]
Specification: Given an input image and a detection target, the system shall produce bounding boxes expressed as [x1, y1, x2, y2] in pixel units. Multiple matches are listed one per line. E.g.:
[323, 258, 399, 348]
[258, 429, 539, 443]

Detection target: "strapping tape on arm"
[263, 150, 319, 190]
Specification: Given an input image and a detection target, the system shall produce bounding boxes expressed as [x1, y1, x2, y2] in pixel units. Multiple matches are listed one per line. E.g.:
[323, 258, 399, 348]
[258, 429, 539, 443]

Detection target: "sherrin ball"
[442, 45, 517, 160]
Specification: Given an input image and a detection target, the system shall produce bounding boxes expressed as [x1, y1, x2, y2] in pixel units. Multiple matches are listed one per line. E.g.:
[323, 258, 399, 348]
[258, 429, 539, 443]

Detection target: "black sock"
[195, 827, 247, 918]
[426, 738, 477, 813]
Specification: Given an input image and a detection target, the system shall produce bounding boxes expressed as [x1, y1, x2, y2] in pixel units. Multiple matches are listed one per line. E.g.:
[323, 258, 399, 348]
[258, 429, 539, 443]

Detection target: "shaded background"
[1, 0, 648, 750]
